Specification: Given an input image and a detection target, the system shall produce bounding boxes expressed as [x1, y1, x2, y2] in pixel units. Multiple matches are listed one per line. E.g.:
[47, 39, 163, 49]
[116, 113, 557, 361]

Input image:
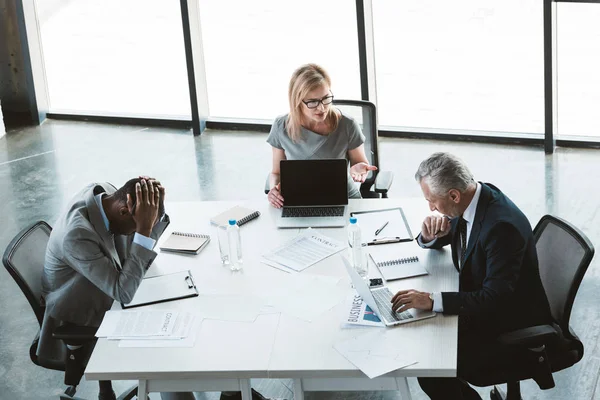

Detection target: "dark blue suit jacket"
[424, 183, 551, 334]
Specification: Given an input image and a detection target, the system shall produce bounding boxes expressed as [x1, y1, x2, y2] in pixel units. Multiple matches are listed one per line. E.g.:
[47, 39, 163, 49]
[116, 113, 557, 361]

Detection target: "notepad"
[159, 231, 210, 255]
[369, 246, 428, 281]
[210, 205, 261, 227]
[122, 270, 199, 309]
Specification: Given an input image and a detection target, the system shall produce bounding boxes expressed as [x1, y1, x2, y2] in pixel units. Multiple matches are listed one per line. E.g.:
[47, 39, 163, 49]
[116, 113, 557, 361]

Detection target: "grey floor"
[0, 120, 599, 400]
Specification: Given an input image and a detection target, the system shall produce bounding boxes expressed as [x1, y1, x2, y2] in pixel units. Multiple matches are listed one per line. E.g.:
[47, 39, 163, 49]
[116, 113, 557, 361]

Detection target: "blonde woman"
[267, 63, 377, 208]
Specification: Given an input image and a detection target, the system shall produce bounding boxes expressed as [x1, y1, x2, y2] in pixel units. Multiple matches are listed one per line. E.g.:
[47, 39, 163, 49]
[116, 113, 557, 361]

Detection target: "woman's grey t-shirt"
[266, 113, 366, 198]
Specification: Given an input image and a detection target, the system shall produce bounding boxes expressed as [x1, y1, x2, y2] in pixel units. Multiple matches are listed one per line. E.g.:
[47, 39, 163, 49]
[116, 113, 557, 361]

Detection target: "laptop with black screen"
[276, 159, 349, 228]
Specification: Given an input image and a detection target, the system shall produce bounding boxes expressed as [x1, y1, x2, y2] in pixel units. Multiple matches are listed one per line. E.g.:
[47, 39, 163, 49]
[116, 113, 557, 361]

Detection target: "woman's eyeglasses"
[302, 95, 334, 109]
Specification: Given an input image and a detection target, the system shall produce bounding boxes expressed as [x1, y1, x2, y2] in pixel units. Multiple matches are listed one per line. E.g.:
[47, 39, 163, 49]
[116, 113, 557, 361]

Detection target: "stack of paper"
[96, 310, 200, 348]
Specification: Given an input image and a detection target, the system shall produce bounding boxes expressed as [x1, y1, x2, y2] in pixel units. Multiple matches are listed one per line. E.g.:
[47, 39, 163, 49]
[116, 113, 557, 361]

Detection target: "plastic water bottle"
[227, 219, 243, 271]
[347, 217, 366, 278]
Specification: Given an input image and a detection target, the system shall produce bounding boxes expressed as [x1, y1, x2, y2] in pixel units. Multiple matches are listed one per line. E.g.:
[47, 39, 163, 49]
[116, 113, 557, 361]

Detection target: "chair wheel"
[64, 386, 77, 397]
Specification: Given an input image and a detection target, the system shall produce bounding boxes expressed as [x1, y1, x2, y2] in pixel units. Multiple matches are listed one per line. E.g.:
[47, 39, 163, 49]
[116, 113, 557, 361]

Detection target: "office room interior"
[1, 1, 599, 400]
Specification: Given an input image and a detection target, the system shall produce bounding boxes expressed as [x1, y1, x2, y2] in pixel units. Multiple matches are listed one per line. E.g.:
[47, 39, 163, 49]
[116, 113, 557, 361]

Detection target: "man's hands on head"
[421, 215, 451, 243]
[127, 179, 160, 237]
[138, 176, 166, 223]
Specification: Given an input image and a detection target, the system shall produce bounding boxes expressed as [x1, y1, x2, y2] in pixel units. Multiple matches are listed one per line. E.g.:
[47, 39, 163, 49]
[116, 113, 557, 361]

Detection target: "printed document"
[262, 228, 345, 272]
[119, 314, 201, 348]
[96, 310, 179, 338]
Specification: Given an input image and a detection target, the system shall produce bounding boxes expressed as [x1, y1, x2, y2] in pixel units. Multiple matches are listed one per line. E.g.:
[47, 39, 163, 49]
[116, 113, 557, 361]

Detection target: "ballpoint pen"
[374, 221, 389, 236]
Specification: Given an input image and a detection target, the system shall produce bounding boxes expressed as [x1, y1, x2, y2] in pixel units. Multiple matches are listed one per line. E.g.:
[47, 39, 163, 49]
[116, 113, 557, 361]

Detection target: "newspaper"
[342, 294, 384, 328]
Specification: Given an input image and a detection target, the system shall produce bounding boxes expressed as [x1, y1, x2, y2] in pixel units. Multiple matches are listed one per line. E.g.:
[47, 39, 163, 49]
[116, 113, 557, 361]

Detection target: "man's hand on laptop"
[391, 289, 433, 312]
[350, 162, 377, 183]
[268, 183, 284, 208]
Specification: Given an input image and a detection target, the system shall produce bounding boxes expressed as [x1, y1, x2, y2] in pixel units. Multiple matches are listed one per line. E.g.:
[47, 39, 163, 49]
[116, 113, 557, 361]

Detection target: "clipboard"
[121, 270, 199, 309]
[350, 207, 414, 246]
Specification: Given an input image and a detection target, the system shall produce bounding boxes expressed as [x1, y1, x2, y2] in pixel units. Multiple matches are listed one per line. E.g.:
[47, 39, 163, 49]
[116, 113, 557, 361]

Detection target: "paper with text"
[262, 229, 346, 272]
[119, 315, 202, 348]
[96, 310, 178, 338]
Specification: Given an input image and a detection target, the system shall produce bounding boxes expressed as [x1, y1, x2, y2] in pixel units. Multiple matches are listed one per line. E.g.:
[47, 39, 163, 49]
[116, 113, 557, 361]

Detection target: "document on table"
[333, 329, 417, 378]
[96, 310, 179, 338]
[119, 314, 201, 348]
[262, 228, 346, 272]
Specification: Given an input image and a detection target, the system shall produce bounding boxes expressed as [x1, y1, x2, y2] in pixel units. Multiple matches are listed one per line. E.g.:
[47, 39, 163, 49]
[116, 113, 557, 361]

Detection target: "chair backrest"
[2, 221, 52, 326]
[534, 215, 594, 335]
[333, 99, 379, 190]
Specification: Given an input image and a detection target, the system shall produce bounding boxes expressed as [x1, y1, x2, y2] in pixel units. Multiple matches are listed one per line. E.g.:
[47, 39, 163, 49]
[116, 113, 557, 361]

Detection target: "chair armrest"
[265, 174, 271, 195]
[374, 171, 394, 194]
[53, 325, 98, 342]
[498, 324, 559, 348]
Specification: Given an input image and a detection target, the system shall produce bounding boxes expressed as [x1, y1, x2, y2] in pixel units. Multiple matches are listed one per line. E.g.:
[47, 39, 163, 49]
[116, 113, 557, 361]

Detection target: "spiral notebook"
[159, 231, 210, 255]
[210, 205, 261, 227]
[369, 247, 428, 281]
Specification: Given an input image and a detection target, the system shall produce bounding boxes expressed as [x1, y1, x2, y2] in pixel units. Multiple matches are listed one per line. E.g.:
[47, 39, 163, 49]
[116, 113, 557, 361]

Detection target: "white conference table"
[85, 199, 458, 400]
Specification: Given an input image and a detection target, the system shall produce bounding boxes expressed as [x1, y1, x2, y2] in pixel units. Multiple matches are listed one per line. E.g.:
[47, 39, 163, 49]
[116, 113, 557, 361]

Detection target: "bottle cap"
[228, 219, 237, 226]
[349, 217, 357, 224]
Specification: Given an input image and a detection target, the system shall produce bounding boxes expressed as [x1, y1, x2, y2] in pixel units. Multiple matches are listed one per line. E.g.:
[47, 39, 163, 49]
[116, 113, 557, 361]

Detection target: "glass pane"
[372, 1, 544, 134]
[38, 0, 191, 118]
[198, 0, 361, 120]
[557, 3, 600, 138]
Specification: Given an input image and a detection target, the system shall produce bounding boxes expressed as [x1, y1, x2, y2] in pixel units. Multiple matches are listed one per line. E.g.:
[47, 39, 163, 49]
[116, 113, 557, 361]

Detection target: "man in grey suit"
[38, 177, 194, 400]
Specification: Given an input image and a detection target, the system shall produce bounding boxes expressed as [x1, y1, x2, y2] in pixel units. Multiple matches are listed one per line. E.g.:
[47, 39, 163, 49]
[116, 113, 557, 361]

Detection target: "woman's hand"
[268, 183, 284, 208]
[350, 162, 378, 183]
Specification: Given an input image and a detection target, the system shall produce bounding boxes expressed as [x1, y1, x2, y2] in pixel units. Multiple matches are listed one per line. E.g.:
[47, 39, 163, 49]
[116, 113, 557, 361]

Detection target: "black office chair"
[264, 99, 394, 198]
[2, 221, 137, 400]
[472, 215, 594, 400]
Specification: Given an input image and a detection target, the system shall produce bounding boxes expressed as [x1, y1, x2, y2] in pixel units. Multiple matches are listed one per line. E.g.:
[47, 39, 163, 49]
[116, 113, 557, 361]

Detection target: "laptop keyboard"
[372, 287, 414, 323]
[282, 206, 345, 218]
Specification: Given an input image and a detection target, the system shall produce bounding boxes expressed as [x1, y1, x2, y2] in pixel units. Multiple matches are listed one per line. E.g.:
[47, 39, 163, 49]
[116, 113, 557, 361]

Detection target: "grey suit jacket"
[37, 182, 170, 363]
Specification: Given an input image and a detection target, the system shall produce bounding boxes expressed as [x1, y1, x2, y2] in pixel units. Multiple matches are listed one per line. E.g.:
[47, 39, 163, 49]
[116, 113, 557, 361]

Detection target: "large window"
[372, 1, 544, 134]
[38, 0, 190, 118]
[198, 0, 361, 120]
[556, 3, 600, 138]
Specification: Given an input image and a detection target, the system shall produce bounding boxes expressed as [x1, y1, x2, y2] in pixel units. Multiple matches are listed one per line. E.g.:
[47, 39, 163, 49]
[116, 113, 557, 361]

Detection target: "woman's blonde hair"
[286, 63, 340, 142]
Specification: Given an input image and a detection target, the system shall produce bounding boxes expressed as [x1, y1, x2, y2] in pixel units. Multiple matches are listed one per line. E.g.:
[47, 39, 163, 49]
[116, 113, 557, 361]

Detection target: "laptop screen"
[280, 159, 348, 206]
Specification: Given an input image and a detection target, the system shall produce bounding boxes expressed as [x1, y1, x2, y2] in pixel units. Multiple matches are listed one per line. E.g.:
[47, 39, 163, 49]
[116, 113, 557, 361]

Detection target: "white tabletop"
[85, 199, 458, 382]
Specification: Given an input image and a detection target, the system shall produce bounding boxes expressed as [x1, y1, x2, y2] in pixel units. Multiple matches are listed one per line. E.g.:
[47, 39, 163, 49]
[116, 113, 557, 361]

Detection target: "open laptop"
[341, 256, 436, 326]
[277, 159, 349, 228]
